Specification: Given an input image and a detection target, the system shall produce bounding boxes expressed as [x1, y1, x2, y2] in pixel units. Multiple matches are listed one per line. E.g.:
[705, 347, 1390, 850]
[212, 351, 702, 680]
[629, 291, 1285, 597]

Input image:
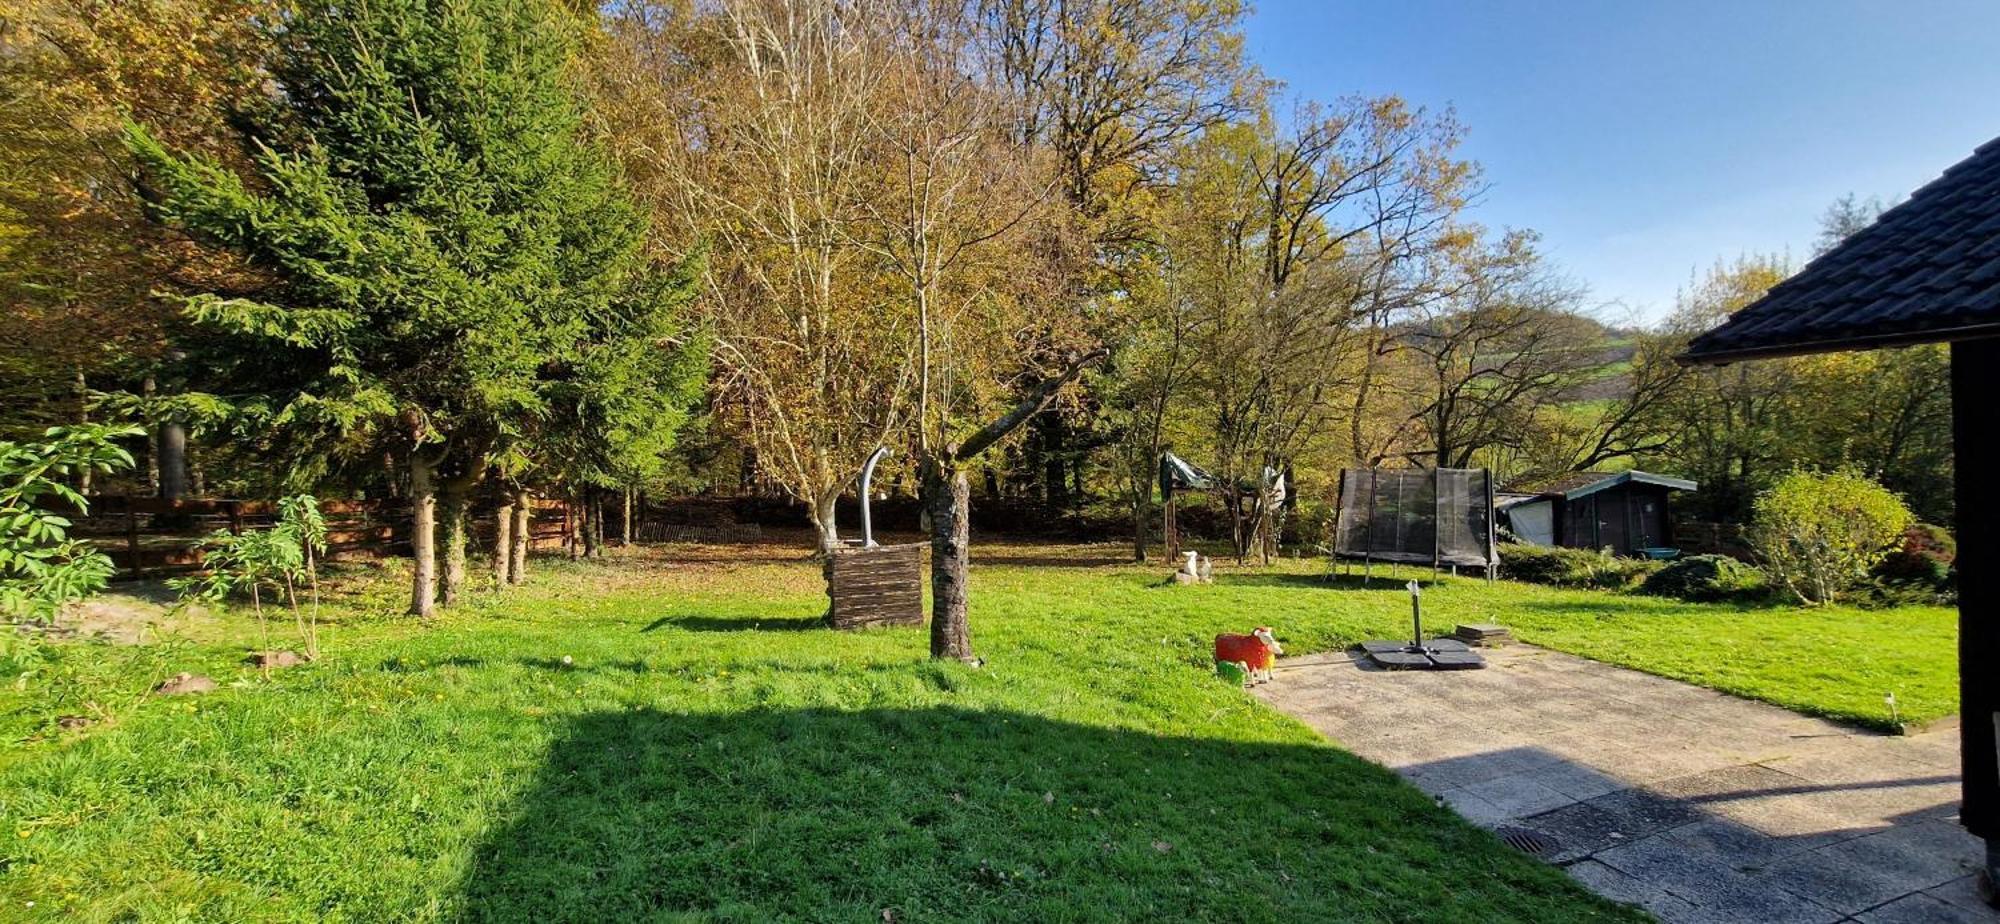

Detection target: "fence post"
[124, 494, 143, 580]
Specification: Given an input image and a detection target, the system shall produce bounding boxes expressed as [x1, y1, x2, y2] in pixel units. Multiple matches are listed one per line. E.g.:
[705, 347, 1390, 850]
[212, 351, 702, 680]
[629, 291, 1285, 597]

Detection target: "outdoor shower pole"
[859, 446, 890, 547]
[1408, 580, 1423, 647]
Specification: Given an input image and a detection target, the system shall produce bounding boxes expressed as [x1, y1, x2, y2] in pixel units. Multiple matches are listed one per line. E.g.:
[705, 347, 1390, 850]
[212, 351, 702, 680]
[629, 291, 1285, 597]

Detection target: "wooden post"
[1952, 340, 1999, 870]
[227, 500, 243, 536]
[124, 494, 142, 580]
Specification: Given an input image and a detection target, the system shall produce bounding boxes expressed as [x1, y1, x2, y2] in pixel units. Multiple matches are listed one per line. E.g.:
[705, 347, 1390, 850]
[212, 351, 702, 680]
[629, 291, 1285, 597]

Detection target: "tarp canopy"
[1158, 452, 1286, 501]
[1158, 452, 1215, 497]
[1334, 467, 1497, 567]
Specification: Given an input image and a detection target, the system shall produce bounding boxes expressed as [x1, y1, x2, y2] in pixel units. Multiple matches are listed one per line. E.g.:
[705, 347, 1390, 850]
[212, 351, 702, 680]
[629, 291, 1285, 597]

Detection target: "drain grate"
[1493, 826, 1560, 857]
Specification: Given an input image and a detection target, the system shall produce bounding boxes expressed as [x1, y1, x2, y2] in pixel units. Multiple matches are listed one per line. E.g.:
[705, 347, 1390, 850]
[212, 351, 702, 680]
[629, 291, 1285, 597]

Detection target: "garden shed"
[1679, 134, 2000, 897]
[1498, 470, 1696, 556]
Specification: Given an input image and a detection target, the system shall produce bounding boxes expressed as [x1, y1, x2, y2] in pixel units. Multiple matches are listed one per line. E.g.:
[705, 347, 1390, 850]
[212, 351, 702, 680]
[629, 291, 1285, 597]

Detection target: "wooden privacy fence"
[64, 495, 574, 580]
[823, 543, 926, 629]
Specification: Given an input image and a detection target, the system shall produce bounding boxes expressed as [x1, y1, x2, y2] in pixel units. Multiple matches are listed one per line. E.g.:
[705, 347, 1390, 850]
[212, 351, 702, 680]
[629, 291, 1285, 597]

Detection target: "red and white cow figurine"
[1214, 626, 1283, 684]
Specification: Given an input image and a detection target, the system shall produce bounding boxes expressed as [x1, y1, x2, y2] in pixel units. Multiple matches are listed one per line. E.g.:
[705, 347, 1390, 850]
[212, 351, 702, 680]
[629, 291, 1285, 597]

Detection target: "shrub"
[1871, 523, 1955, 589]
[1639, 554, 1767, 603]
[1750, 471, 1913, 605]
[174, 494, 328, 660]
[0, 424, 142, 622]
[1499, 543, 1658, 589]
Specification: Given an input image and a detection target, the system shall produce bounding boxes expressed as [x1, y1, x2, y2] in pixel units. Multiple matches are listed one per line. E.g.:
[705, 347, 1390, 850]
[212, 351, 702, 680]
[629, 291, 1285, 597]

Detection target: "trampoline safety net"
[1334, 467, 1496, 567]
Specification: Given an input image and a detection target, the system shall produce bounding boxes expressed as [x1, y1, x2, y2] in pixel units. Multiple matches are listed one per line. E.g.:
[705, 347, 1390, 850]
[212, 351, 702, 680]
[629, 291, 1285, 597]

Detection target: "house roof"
[1504, 470, 1698, 501]
[1681, 136, 2000, 364]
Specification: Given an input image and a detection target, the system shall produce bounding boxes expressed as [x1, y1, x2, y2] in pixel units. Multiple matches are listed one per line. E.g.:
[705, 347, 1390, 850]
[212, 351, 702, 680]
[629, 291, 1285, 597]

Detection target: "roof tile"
[1684, 135, 2000, 361]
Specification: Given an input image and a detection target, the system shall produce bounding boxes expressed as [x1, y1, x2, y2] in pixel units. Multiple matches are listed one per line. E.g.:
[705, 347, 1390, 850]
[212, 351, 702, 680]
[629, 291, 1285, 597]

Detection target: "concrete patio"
[1256, 644, 1995, 923]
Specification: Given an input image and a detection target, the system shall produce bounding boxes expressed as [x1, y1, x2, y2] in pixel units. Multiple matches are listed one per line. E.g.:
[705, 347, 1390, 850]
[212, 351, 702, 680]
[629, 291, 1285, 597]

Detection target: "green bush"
[1751, 470, 1913, 605]
[1639, 554, 1767, 603]
[1871, 523, 1955, 589]
[1499, 543, 1658, 589]
[1, 424, 142, 622]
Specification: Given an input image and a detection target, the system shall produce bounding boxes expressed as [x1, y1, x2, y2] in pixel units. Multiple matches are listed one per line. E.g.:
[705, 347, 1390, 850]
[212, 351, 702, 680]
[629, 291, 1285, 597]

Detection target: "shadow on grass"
[971, 553, 1133, 569]
[640, 613, 826, 633]
[1505, 594, 1784, 620]
[1213, 571, 1465, 592]
[456, 707, 1632, 923]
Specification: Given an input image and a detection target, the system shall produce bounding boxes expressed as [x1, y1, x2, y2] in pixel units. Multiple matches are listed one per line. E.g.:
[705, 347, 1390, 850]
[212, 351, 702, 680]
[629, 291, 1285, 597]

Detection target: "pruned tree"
[852, 1, 1106, 660]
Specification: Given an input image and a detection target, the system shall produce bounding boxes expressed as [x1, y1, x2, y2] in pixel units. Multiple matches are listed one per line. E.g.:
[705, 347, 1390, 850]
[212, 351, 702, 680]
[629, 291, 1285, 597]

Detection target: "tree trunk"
[384, 449, 402, 498]
[439, 484, 469, 606]
[1131, 489, 1149, 563]
[566, 497, 582, 559]
[591, 491, 607, 557]
[580, 490, 600, 556]
[143, 376, 159, 494]
[157, 420, 187, 500]
[811, 485, 842, 554]
[1045, 417, 1065, 508]
[925, 456, 974, 662]
[494, 496, 514, 587]
[75, 370, 93, 495]
[409, 454, 438, 617]
[508, 491, 531, 584]
[621, 487, 633, 547]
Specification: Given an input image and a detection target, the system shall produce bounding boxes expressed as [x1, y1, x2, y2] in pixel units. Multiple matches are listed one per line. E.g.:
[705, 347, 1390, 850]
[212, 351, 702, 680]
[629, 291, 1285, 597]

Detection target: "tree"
[1156, 98, 1473, 559]
[0, 424, 140, 622]
[921, 352, 1105, 661]
[173, 493, 328, 660]
[1647, 256, 1798, 521]
[0, 0, 269, 487]
[1815, 193, 1889, 256]
[1751, 470, 1912, 605]
[1400, 232, 1599, 470]
[1786, 346, 1952, 523]
[848, 2, 1108, 660]
[978, 0, 1251, 508]
[126, 0, 695, 615]
[608, 0, 917, 553]
[1525, 327, 1690, 477]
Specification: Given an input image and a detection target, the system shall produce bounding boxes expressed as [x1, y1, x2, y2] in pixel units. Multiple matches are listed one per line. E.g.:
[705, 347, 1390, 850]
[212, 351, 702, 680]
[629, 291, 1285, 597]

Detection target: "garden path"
[1258, 644, 1995, 923]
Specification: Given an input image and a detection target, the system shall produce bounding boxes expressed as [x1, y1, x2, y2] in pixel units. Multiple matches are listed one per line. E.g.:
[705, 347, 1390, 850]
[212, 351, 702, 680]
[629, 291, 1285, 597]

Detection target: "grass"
[0, 538, 1957, 920]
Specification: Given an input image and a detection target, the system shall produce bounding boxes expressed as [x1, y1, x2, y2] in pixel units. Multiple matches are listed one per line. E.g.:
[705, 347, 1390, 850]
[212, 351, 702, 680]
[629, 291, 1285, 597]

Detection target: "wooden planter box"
[824, 543, 925, 629]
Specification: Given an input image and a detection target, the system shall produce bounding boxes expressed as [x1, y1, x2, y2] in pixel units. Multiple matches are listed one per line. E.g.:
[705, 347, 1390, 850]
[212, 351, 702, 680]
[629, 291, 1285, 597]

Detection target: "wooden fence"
[64, 495, 574, 580]
[823, 543, 926, 629]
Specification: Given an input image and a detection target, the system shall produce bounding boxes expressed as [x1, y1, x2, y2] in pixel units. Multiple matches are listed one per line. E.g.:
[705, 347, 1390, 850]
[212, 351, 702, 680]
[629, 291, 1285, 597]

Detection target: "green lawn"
[0, 540, 1956, 920]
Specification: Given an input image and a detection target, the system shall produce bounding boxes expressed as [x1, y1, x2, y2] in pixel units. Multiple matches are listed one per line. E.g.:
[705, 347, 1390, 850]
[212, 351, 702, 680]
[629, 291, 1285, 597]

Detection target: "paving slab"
[1256, 643, 1997, 923]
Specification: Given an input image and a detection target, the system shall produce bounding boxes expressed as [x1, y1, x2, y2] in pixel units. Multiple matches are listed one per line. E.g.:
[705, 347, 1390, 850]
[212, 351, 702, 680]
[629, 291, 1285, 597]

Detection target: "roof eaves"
[1680, 323, 2000, 365]
[1561, 471, 1698, 500]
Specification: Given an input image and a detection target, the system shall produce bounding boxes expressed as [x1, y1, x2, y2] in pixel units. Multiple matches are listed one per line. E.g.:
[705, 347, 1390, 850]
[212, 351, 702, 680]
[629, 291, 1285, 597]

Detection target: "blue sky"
[1243, 0, 2000, 324]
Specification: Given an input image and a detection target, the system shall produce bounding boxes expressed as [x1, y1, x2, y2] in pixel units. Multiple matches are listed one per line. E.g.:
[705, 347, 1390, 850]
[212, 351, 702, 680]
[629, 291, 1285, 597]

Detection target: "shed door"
[1596, 492, 1632, 554]
[1634, 494, 1664, 550]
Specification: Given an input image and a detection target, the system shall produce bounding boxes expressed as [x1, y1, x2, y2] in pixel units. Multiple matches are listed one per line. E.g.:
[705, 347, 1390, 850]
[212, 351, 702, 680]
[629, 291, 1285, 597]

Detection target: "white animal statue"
[1174, 551, 1213, 585]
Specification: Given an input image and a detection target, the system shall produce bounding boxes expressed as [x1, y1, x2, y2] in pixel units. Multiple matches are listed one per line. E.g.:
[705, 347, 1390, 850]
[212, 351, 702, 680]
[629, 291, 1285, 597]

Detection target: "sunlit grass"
[0, 538, 1954, 920]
